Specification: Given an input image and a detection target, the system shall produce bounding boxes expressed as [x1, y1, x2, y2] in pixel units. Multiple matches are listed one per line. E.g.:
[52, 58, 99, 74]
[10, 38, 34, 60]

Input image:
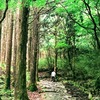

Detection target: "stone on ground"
[38, 80, 76, 100]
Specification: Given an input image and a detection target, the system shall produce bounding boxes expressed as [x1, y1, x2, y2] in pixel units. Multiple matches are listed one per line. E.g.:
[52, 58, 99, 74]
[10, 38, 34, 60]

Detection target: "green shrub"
[28, 83, 38, 92]
[38, 58, 48, 70]
[95, 76, 100, 90]
[75, 51, 100, 80]
[57, 58, 68, 70]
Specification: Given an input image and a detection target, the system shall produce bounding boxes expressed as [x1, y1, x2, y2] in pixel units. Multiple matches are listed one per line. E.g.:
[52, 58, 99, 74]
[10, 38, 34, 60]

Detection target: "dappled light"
[0, 0, 100, 100]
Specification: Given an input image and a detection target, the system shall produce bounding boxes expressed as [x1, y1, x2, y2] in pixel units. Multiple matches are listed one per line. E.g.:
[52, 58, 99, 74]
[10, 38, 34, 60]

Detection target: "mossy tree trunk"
[30, 7, 39, 91]
[0, 14, 7, 64]
[0, 24, 1, 62]
[66, 13, 76, 79]
[0, 24, 1, 61]
[14, 3, 29, 100]
[5, 10, 13, 90]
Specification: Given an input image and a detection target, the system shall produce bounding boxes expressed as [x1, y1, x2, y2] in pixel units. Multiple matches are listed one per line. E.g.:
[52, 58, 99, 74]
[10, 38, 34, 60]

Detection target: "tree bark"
[66, 13, 76, 79]
[0, 12, 8, 64]
[0, 0, 8, 23]
[30, 7, 39, 91]
[11, 10, 17, 87]
[0, 24, 1, 62]
[27, 29, 32, 72]
[82, 0, 100, 50]
[54, 31, 58, 73]
[14, 3, 29, 100]
[5, 10, 13, 90]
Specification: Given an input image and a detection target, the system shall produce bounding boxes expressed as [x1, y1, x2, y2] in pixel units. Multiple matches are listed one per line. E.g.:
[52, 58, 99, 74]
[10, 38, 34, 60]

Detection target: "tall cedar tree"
[29, 7, 39, 91]
[14, 3, 29, 100]
[5, 10, 13, 89]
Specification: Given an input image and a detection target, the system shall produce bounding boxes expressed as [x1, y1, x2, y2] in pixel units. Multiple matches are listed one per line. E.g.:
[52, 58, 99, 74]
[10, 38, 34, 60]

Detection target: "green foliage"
[0, 63, 6, 72]
[57, 58, 68, 70]
[75, 50, 100, 80]
[8, 0, 18, 10]
[55, 7, 66, 15]
[26, 72, 30, 82]
[46, 56, 54, 69]
[33, 0, 46, 8]
[28, 83, 38, 92]
[0, 0, 47, 10]
[0, 89, 12, 95]
[95, 76, 100, 90]
[0, 0, 5, 10]
[0, 63, 6, 68]
[0, 89, 14, 99]
[55, 42, 68, 49]
[38, 58, 48, 70]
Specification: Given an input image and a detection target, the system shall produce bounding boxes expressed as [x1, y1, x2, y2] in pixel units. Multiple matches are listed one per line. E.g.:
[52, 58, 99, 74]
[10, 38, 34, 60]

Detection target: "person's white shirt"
[51, 71, 56, 77]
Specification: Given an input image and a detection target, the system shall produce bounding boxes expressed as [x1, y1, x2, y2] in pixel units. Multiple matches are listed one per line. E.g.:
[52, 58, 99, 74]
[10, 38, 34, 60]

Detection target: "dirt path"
[38, 79, 76, 100]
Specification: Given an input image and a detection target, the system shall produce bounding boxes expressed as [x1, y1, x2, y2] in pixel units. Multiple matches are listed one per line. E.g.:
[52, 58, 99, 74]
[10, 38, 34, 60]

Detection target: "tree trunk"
[14, 4, 29, 100]
[27, 29, 32, 72]
[36, 39, 39, 81]
[30, 7, 39, 91]
[0, 15, 7, 64]
[11, 11, 17, 87]
[5, 10, 13, 90]
[54, 31, 58, 73]
[0, 24, 1, 62]
[82, 0, 100, 50]
[66, 13, 76, 79]
[0, 11, 2, 61]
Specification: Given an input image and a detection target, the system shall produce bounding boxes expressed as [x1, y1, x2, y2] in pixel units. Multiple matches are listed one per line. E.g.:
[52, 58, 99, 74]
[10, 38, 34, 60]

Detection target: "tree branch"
[0, 0, 9, 23]
[59, 1, 94, 30]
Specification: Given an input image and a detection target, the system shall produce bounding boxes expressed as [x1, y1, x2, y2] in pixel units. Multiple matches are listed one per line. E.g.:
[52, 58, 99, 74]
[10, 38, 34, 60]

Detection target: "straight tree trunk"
[0, 11, 2, 61]
[66, 13, 76, 79]
[0, 24, 1, 62]
[0, 15, 7, 64]
[11, 11, 17, 87]
[14, 3, 29, 100]
[30, 7, 39, 91]
[27, 29, 32, 72]
[27, 8, 33, 72]
[5, 10, 13, 89]
[36, 39, 39, 81]
[54, 31, 58, 73]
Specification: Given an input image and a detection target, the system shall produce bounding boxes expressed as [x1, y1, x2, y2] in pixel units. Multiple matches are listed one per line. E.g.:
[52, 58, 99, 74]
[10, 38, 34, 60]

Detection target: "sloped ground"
[38, 79, 100, 100]
[38, 71, 100, 100]
[64, 82, 88, 100]
[0, 69, 99, 100]
[38, 79, 77, 100]
[28, 91, 43, 100]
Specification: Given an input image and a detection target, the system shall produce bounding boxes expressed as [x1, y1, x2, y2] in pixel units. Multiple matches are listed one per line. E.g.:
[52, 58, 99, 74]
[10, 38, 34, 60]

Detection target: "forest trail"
[38, 80, 76, 100]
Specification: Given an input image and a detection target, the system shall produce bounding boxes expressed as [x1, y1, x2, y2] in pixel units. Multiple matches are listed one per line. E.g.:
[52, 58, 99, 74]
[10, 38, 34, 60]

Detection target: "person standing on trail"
[51, 71, 56, 82]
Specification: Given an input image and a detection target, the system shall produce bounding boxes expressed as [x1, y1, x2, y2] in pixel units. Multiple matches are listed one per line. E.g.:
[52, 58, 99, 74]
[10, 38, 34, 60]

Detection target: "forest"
[0, 0, 100, 100]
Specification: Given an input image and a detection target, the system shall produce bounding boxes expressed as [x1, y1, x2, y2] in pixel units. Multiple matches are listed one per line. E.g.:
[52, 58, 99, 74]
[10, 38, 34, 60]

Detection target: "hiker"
[51, 71, 56, 82]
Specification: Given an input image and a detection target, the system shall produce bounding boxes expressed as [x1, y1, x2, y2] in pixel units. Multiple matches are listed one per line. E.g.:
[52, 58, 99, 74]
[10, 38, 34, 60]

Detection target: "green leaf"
[0, 0, 5, 10]
[33, 0, 46, 7]
[55, 42, 68, 49]
[55, 7, 66, 15]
